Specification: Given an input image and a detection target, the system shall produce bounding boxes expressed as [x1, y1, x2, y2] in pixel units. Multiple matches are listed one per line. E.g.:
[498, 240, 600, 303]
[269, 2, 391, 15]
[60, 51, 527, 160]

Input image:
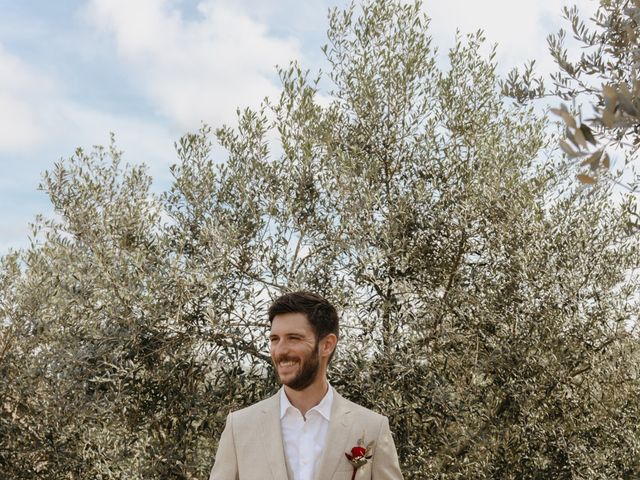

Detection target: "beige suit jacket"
[209, 389, 403, 480]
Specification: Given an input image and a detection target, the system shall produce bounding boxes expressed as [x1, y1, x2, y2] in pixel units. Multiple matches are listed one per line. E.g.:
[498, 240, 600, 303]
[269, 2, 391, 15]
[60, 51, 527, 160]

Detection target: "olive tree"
[503, 0, 640, 219]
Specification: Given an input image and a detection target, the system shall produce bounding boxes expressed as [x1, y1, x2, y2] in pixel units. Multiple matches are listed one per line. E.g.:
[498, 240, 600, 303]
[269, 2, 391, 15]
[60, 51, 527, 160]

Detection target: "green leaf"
[577, 173, 597, 184]
[551, 106, 577, 129]
[602, 85, 618, 128]
[602, 105, 616, 128]
[579, 124, 597, 145]
[617, 84, 638, 117]
[602, 84, 618, 103]
[559, 139, 579, 157]
[572, 126, 587, 148]
[581, 150, 603, 170]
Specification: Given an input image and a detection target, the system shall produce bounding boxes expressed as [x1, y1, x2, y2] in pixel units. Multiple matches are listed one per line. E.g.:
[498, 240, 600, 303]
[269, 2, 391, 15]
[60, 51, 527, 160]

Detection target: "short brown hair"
[268, 291, 339, 342]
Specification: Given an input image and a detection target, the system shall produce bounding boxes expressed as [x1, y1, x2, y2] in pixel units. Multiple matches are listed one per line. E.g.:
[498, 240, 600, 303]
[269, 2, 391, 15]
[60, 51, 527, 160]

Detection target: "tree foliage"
[503, 0, 640, 219]
[2, 1, 640, 478]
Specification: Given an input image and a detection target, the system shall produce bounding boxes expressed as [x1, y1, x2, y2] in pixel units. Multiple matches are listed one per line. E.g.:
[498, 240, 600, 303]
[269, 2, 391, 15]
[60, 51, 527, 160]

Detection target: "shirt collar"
[279, 383, 334, 421]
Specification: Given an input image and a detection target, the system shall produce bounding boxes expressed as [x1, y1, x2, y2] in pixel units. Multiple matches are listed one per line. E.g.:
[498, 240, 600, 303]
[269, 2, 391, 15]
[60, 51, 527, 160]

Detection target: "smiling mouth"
[278, 360, 298, 368]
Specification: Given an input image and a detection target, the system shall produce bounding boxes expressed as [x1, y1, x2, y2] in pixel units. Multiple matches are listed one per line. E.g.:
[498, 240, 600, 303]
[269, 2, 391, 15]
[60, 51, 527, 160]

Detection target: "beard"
[274, 342, 320, 391]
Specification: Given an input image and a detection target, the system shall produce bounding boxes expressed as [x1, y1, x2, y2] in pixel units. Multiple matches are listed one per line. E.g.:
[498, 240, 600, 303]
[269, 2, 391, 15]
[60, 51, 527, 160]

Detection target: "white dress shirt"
[280, 385, 333, 480]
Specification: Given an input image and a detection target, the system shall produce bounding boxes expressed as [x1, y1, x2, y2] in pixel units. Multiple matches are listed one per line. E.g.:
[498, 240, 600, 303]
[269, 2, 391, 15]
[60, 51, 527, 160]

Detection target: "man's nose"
[272, 340, 289, 358]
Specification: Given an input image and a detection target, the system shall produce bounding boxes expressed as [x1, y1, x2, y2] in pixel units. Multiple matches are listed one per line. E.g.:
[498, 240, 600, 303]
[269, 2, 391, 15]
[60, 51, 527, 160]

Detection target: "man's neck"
[284, 377, 329, 418]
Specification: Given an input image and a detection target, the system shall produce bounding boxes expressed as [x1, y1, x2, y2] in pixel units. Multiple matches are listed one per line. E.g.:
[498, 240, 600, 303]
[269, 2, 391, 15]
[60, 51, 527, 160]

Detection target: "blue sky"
[0, 0, 595, 255]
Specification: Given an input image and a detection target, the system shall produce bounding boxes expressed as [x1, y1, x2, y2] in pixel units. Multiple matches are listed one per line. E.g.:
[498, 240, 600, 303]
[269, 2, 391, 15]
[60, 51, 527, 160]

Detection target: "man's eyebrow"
[286, 332, 309, 338]
[269, 332, 305, 339]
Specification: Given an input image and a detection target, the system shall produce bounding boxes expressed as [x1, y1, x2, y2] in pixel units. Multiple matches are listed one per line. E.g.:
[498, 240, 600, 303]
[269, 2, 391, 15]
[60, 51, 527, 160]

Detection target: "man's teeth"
[280, 361, 297, 367]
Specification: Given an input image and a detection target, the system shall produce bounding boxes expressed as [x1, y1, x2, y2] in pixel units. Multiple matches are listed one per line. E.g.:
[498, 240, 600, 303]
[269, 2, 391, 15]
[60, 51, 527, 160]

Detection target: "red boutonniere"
[345, 436, 374, 480]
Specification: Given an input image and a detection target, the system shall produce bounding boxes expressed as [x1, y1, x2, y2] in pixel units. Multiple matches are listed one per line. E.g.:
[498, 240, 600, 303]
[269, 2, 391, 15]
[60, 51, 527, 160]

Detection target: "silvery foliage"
[504, 0, 640, 227]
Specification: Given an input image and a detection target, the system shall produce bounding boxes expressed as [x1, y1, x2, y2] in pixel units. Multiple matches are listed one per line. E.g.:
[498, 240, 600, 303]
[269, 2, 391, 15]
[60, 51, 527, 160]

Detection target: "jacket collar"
[260, 388, 354, 480]
[279, 384, 334, 421]
[313, 390, 354, 480]
[259, 392, 291, 480]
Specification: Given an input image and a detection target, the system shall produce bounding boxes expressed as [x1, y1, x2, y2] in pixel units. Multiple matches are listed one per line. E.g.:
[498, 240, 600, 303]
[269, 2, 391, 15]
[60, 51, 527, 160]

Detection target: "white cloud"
[83, 0, 302, 130]
[0, 223, 32, 255]
[424, 0, 598, 76]
[0, 44, 55, 150]
[48, 100, 178, 182]
[0, 41, 178, 174]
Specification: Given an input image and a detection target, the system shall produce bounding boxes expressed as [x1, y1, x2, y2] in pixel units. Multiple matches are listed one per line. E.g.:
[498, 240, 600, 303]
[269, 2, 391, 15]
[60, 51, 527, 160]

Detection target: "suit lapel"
[259, 392, 290, 480]
[314, 391, 354, 480]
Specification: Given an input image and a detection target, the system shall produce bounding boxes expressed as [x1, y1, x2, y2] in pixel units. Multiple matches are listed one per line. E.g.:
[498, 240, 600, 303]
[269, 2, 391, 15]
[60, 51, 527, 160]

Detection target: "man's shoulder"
[225, 388, 389, 424]
[227, 391, 279, 422]
[336, 391, 388, 423]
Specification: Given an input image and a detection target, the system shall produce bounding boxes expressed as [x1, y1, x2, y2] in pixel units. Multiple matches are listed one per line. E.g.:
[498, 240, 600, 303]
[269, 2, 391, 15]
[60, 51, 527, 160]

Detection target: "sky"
[0, 0, 597, 255]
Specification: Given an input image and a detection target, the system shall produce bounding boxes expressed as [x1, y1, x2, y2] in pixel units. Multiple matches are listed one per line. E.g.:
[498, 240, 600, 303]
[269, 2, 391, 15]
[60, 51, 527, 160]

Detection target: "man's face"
[269, 312, 321, 391]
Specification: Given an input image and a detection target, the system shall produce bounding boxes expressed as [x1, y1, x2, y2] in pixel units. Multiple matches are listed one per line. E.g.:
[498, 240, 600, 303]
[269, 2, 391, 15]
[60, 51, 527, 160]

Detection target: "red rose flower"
[345, 437, 375, 480]
[351, 446, 366, 458]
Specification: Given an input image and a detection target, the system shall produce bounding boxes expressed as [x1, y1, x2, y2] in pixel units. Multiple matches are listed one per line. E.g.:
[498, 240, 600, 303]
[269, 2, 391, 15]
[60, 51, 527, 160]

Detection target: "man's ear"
[320, 333, 337, 359]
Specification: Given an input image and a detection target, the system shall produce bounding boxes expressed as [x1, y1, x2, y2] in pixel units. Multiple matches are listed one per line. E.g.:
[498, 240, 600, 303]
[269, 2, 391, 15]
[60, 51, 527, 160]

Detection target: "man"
[209, 291, 403, 480]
